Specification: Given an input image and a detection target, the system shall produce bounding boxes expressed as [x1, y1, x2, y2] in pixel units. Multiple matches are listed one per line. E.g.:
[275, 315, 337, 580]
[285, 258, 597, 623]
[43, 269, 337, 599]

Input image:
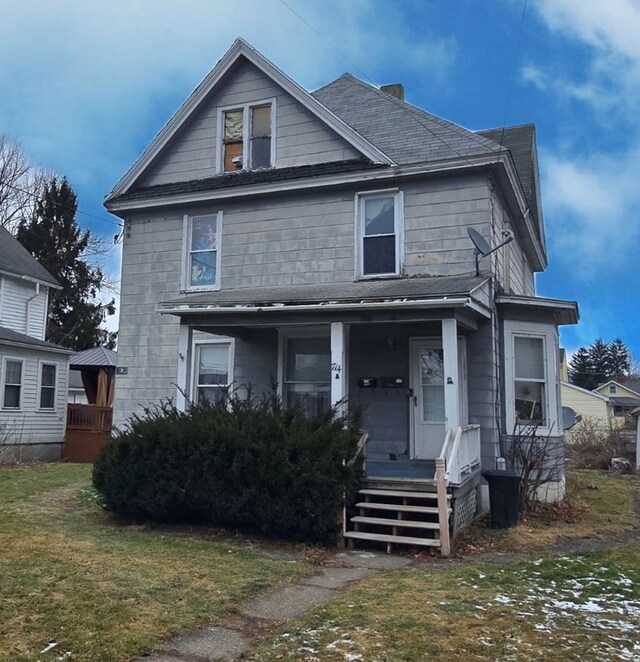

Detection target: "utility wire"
[3, 181, 123, 228]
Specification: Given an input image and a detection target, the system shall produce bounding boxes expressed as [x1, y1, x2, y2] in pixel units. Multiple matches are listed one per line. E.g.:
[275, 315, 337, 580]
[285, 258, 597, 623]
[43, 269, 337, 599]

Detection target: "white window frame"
[215, 98, 276, 174]
[355, 189, 404, 279]
[37, 360, 58, 411]
[504, 320, 559, 436]
[2, 356, 24, 410]
[181, 212, 223, 292]
[190, 339, 235, 405]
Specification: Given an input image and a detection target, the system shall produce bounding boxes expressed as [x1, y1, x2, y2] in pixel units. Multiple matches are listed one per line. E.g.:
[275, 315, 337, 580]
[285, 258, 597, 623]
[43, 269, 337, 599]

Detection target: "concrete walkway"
[139, 551, 410, 662]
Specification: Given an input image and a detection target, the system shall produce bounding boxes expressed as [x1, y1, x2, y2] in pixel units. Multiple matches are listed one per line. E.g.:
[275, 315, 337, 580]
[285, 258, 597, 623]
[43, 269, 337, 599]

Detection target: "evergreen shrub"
[92, 394, 362, 542]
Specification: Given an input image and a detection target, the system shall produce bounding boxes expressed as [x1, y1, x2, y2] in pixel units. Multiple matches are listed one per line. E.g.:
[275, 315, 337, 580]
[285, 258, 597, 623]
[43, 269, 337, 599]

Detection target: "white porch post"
[442, 318, 460, 432]
[176, 323, 192, 412]
[330, 322, 348, 413]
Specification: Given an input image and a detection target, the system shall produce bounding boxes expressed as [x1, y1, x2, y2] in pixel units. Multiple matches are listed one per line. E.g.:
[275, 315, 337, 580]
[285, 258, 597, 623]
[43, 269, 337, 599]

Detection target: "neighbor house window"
[285, 336, 330, 416]
[505, 321, 559, 434]
[609, 385, 617, 394]
[220, 101, 273, 172]
[183, 213, 221, 290]
[614, 405, 624, 417]
[39, 362, 57, 410]
[2, 359, 23, 409]
[193, 342, 233, 404]
[357, 190, 403, 277]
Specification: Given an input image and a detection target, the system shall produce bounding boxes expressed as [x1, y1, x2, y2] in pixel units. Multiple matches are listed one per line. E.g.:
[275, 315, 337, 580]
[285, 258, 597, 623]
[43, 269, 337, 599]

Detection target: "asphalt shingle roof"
[0, 226, 60, 288]
[70, 346, 117, 368]
[162, 274, 487, 308]
[0, 325, 71, 352]
[312, 74, 502, 165]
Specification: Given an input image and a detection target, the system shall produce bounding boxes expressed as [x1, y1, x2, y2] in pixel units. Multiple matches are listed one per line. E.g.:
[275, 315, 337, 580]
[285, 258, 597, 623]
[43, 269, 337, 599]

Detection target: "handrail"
[438, 428, 453, 462]
[438, 424, 482, 485]
[347, 430, 368, 467]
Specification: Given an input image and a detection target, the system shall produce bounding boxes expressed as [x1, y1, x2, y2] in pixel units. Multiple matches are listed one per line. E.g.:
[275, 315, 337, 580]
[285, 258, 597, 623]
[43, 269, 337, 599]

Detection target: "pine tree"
[589, 338, 611, 387]
[608, 338, 630, 379]
[569, 347, 594, 389]
[16, 177, 116, 350]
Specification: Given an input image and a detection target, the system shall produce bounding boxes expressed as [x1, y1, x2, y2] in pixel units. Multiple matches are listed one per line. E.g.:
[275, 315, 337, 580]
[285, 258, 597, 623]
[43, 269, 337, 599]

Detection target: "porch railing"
[67, 404, 113, 432]
[438, 424, 481, 486]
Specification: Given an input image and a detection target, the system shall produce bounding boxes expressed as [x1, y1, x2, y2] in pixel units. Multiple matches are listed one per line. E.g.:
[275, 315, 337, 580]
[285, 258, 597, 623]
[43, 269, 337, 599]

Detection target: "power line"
[3, 181, 123, 228]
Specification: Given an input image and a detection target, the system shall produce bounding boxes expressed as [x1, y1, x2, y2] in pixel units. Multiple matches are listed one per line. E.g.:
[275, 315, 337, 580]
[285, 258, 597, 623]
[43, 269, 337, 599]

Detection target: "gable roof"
[595, 379, 640, 398]
[0, 226, 60, 289]
[476, 125, 544, 243]
[70, 346, 117, 369]
[561, 381, 611, 402]
[106, 39, 392, 201]
[312, 74, 502, 165]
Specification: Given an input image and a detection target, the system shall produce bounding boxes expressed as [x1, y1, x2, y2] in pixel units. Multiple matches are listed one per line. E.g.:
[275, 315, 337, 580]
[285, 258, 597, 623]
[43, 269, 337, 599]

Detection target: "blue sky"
[1, 0, 638, 356]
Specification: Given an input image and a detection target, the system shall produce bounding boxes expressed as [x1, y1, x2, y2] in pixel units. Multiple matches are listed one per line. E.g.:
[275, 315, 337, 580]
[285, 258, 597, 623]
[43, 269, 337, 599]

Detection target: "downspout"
[25, 282, 40, 336]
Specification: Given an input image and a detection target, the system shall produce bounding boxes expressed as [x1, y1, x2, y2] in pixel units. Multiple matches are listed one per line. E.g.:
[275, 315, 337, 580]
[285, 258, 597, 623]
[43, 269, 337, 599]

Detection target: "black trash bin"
[482, 469, 521, 528]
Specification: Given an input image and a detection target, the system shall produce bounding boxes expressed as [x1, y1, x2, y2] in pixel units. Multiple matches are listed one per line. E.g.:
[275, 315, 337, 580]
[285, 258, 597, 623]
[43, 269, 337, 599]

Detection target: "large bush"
[92, 394, 362, 543]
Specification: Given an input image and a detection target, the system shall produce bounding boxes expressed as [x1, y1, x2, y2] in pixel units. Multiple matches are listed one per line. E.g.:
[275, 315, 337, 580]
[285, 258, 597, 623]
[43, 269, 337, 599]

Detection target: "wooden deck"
[63, 404, 113, 463]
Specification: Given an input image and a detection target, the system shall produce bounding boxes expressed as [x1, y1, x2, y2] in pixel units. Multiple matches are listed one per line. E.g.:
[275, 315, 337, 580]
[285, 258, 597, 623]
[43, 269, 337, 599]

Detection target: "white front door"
[410, 338, 467, 460]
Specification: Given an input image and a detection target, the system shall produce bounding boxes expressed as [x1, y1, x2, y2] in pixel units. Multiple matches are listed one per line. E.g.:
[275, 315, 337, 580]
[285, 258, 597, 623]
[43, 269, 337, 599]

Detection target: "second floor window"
[184, 213, 222, 290]
[357, 191, 403, 277]
[221, 102, 273, 172]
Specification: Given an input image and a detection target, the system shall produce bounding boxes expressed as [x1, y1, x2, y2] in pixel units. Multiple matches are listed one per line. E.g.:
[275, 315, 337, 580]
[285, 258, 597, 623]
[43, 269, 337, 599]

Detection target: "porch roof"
[159, 275, 491, 318]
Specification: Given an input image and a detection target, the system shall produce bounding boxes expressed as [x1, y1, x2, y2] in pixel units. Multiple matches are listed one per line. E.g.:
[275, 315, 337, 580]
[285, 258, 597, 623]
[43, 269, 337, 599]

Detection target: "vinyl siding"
[140, 57, 361, 187]
[0, 275, 48, 339]
[0, 344, 68, 448]
[561, 383, 610, 431]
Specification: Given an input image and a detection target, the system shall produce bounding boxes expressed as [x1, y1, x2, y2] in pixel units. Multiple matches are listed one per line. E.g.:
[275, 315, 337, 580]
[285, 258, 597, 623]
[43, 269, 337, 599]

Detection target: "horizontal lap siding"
[0, 344, 68, 447]
[141, 58, 359, 187]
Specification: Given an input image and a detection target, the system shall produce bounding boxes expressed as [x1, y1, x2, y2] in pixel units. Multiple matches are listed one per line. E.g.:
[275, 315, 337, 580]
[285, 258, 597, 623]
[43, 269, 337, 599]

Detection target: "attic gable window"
[356, 190, 404, 278]
[220, 100, 274, 173]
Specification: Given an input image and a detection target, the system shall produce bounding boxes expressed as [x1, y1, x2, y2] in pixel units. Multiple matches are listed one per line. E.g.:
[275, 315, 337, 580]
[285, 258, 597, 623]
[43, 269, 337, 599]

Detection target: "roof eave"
[496, 294, 579, 325]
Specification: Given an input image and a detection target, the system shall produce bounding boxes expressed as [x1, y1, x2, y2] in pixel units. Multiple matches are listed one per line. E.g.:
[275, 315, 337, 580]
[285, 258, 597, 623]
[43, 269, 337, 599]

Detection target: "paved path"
[138, 551, 410, 662]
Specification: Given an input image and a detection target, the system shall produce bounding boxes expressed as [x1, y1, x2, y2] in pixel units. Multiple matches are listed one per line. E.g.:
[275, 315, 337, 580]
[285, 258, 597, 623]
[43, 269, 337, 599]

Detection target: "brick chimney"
[380, 83, 404, 101]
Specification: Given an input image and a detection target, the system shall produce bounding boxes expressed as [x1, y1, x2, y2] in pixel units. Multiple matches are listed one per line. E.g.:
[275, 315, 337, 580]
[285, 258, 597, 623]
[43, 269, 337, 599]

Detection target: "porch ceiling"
[159, 275, 491, 322]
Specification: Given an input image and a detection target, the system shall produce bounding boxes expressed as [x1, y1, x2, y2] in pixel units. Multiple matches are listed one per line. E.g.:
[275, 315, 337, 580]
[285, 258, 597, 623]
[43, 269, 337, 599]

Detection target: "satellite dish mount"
[467, 228, 514, 276]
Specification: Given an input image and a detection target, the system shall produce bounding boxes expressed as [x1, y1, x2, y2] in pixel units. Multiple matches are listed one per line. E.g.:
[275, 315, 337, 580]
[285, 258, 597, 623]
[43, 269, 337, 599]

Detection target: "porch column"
[176, 323, 192, 412]
[330, 322, 349, 413]
[442, 318, 460, 431]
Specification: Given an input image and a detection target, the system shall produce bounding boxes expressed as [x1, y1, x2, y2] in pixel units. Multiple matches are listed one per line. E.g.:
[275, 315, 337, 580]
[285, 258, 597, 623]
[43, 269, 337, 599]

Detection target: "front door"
[410, 338, 466, 459]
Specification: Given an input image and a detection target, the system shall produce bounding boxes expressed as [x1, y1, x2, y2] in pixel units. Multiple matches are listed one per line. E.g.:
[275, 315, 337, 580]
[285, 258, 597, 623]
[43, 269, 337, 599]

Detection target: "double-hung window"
[284, 336, 331, 417]
[193, 342, 233, 405]
[2, 358, 23, 409]
[39, 362, 57, 410]
[357, 190, 403, 277]
[505, 321, 559, 434]
[220, 101, 274, 172]
[184, 213, 222, 290]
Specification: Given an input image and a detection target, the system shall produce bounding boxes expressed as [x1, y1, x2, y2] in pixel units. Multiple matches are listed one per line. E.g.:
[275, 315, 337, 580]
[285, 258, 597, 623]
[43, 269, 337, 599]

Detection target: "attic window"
[220, 101, 274, 173]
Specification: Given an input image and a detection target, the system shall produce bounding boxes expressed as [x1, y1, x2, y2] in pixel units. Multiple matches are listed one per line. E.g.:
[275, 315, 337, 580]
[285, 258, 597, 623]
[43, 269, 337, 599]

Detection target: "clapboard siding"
[0, 276, 48, 339]
[0, 344, 68, 449]
[141, 58, 360, 187]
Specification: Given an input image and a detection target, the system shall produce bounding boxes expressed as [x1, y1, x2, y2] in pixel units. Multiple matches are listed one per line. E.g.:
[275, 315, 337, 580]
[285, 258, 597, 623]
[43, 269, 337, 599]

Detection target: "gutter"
[0, 269, 61, 290]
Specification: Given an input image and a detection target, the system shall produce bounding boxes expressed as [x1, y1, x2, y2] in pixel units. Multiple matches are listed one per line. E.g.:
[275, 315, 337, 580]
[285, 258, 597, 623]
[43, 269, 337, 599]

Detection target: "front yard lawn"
[0, 464, 308, 662]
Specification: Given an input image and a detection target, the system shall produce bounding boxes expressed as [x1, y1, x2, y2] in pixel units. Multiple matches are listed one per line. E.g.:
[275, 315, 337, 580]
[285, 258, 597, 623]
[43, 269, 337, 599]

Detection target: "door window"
[420, 347, 445, 422]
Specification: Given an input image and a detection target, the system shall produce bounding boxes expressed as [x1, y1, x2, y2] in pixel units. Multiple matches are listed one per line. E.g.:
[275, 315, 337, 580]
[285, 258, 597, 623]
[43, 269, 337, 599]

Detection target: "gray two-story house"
[105, 39, 578, 554]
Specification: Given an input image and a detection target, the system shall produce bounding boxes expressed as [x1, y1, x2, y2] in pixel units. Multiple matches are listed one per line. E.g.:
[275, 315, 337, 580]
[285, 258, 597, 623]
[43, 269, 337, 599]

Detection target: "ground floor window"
[505, 320, 559, 435]
[2, 358, 23, 409]
[193, 342, 232, 405]
[284, 336, 330, 416]
[39, 362, 57, 409]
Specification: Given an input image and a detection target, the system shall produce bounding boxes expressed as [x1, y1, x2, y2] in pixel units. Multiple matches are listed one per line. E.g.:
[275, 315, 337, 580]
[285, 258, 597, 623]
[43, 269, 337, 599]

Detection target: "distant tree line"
[0, 135, 116, 350]
[569, 338, 632, 390]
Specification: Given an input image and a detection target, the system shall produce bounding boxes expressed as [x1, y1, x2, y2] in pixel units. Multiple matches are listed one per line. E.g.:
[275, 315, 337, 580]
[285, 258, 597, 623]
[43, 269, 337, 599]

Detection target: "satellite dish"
[467, 228, 491, 255]
[467, 227, 514, 276]
[562, 406, 582, 431]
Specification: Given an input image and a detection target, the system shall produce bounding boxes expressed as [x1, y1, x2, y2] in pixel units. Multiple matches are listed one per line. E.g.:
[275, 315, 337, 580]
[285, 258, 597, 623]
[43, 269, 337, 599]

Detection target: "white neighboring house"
[0, 226, 72, 461]
[560, 381, 612, 438]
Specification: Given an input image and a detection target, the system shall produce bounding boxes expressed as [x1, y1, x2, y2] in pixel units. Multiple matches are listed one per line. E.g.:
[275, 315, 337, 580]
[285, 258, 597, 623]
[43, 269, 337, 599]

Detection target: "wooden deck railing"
[67, 404, 113, 432]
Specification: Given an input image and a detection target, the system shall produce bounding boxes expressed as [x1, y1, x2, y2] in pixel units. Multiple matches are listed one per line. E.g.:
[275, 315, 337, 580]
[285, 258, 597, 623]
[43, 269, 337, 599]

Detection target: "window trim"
[215, 98, 276, 174]
[504, 320, 559, 436]
[354, 188, 404, 279]
[190, 338, 235, 405]
[181, 212, 223, 292]
[37, 360, 58, 411]
[1, 356, 24, 410]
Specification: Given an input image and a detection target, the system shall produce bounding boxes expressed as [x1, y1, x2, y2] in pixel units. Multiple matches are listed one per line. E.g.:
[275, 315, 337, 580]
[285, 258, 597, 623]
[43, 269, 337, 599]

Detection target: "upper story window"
[505, 320, 559, 435]
[220, 100, 274, 173]
[356, 190, 403, 278]
[183, 213, 222, 291]
[39, 362, 57, 410]
[2, 358, 23, 409]
[609, 384, 617, 394]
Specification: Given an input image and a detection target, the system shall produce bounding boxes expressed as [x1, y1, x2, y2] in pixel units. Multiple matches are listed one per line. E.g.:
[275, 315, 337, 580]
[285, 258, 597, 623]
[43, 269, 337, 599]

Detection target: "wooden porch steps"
[344, 486, 452, 553]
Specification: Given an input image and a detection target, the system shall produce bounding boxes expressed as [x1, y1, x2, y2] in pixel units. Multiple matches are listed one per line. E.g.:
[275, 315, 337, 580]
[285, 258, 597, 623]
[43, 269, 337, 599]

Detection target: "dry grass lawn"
[0, 464, 308, 662]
